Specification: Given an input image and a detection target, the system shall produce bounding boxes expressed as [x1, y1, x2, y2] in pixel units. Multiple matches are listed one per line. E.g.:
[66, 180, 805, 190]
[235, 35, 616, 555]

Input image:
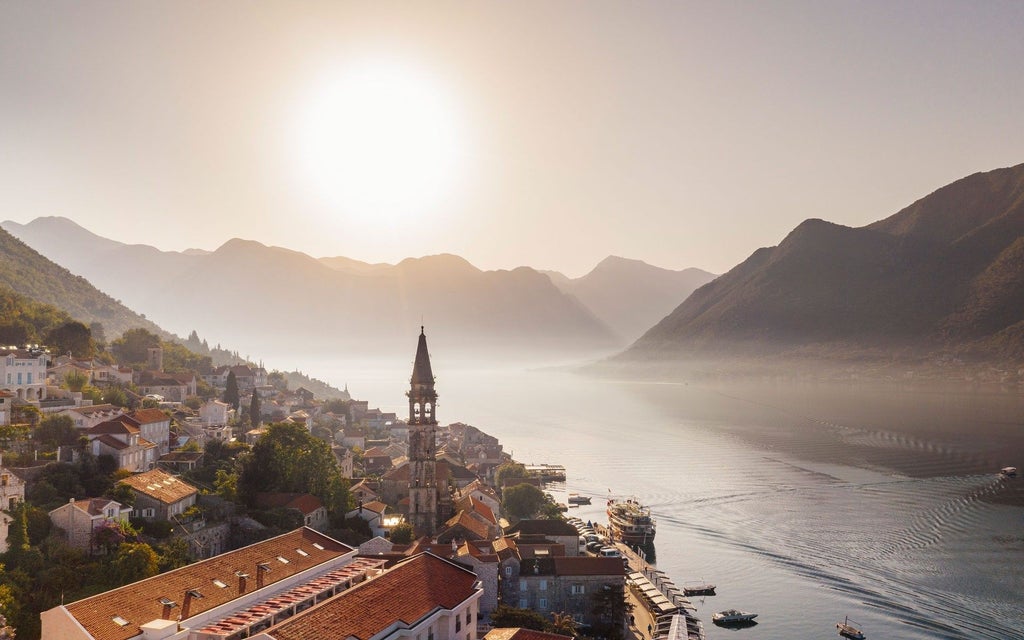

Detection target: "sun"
[294, 58, 465, 225]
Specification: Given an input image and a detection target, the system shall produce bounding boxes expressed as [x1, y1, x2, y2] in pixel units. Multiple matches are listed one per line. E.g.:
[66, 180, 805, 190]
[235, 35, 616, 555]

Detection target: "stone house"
[86, 416, 157, 472]
[118, 468, 198, 522]
[48, 497, 132, 552]
[505, 556, 626, 628]
[504, 519, 582, 556]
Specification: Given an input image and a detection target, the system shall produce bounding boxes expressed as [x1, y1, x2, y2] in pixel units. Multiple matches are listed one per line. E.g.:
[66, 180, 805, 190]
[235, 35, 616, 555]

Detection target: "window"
[539, 597, 547, 609]
[456, 617, 462, 632]
[519, 579, 527, 591]
[466, 611, 471, 624]
[504, 566, 512, 576]
[519, 598, 527, 608]
[539, 579, 547, 591]
[26, 373, 32, 384]
[571, 583, 585, 595]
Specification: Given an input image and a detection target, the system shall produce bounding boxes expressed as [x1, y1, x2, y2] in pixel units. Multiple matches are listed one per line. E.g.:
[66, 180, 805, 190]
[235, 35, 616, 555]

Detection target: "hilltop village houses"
[0, 329, 628, 637]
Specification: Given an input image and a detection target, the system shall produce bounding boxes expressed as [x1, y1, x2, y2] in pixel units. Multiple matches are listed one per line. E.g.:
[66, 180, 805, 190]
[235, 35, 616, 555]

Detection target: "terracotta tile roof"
[94, 434, 131, 451]
[257, 493, 325, 515]
[264, 553, 479, 640]
[71, 403, 122, 416]
[79, 498, 124, 517]
[505, 519, 578, 537]
[88, 418, 140, 435]
[61, 528, 352, 640]
[363, 446, 387, 457]
[486, 628, 573, 640]
[358, 500, 387, 515]
[159, 451, 204, 462]
[119, 469, 197, 505]
[128, 408, 170, 424]
[442, 510, 491, 541]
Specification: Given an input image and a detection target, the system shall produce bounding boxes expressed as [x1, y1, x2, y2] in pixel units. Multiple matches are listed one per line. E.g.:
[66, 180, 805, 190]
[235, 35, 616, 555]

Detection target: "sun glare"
[294, 59, 464, 225]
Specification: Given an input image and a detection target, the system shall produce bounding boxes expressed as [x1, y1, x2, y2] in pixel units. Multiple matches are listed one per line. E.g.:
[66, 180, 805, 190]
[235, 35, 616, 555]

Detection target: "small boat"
[1000, 466, 1017, 477]
[568, 493, 592, 505]
[682, 583, 716, 596]
[712, 610, 757, 625]
[837, 616, 865, 639]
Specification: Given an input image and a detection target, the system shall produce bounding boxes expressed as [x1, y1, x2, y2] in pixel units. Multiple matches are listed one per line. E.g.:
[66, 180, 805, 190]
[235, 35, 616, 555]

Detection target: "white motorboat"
[712, 610, 757, 624]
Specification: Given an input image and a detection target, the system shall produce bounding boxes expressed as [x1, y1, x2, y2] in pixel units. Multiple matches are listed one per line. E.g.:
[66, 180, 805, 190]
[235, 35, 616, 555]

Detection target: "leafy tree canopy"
[501, 483, 548, 522]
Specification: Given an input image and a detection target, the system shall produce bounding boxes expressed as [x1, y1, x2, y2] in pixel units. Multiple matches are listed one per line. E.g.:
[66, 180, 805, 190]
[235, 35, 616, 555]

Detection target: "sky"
[2, 1, 1023, 277]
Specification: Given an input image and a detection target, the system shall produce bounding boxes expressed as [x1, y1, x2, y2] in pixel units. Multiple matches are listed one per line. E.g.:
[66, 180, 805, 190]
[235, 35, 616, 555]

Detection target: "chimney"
[158, 598, 177, 620]
[256, 562, 272, 589]
[235, 571, 249, 594]
[181, 589, 203, 619]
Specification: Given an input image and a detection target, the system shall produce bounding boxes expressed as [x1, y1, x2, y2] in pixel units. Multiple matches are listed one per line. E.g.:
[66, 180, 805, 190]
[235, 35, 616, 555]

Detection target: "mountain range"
[1, 217, 712, 359]
[621, 162, 1024, 371]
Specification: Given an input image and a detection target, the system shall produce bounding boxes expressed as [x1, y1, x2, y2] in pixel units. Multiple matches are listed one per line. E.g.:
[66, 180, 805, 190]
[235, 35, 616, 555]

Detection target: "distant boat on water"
[837, 616, 865, 639]
[568, 493, 591, 505]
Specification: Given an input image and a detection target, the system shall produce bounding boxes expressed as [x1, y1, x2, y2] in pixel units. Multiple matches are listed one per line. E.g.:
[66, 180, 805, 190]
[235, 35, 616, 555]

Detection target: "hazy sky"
[2, 1, 1023, 276]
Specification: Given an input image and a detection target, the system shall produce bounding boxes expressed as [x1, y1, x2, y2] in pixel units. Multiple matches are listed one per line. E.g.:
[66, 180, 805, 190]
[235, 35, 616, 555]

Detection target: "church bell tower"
[407, 326, 439, 536]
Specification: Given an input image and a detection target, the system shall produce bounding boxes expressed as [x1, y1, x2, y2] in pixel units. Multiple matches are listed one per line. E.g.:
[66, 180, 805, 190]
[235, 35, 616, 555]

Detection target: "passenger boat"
[837, 616, 865, 639]
[568, 493, 592, 505]
[607, 497, 656, 544]
[682, 583, 716, 596]
[711, 610, 757, 624]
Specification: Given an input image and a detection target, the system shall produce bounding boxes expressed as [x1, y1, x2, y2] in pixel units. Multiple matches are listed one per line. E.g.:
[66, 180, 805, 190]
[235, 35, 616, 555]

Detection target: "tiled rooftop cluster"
[194, 557, 385, 639]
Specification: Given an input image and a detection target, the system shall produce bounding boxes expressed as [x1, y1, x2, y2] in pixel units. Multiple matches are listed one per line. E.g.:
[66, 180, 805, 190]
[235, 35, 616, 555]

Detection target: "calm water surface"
[296, 356, 1024, 640]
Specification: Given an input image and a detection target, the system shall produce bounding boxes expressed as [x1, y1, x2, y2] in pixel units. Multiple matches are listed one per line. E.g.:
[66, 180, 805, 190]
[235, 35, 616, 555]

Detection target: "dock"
[615, 542, 705, 640]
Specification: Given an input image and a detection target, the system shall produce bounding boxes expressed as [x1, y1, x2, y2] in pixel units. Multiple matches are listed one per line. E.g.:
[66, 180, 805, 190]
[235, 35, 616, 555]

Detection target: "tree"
[109, 542, 159, 586]
[501, 483, 547, 521]
[495, 462, 529, 489]
[34, 414, 77, 449]
[589, 584, 632, 640]
[237, 423, 350, 513]
[156, 537, 191, 572]
[490, 605, 549, 631]
[103, 385, 129, 408]
[4, 504, 30, 564]
[223, 370, 240, 411]
[62, 369, 89, 393]
[45, 320, 95, 358]
[109, 328, 160, 365]
[389, 522, 414, 544]
[249, 391, 261, 429]
[549, 611, 579, 638]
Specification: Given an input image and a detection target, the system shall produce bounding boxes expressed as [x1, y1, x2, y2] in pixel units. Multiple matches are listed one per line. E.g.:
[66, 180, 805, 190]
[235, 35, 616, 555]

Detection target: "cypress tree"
[224, 370, 240, 411]
[249, 390, 261, 429]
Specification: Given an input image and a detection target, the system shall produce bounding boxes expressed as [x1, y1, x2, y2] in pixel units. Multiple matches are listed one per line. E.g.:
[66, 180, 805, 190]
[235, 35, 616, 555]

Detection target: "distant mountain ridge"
[621, 162, 1024, 368]
[544, 256, 716, 342]
[1, 218, 627, 358]
[0, 224, 166, 338]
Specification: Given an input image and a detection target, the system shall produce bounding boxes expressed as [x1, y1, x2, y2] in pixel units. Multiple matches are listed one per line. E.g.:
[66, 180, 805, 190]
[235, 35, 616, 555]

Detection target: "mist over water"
[291, 352, 1024, 640]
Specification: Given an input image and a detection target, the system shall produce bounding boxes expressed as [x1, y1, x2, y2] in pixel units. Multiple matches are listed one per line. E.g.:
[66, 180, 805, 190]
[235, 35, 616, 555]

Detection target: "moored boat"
[607, 497, 656, 544]
[712, 610, 757, 625]
[568, 493, 592, 505]
[837, 616, 865, 639]
[682, 583, 716, 596]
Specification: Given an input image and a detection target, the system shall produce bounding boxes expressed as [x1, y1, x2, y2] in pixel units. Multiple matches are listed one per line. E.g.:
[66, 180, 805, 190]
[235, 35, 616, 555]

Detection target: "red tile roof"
[61, 528, 352, 640]
[88, 418, 140, 435]
[128, 408, 170, 424]
[264, 553, 479, 640]
[256, 493, 325, 516]
[442, 510, 491, 541]
[486, 628, 573, 640]
[118, 469, 197, 505]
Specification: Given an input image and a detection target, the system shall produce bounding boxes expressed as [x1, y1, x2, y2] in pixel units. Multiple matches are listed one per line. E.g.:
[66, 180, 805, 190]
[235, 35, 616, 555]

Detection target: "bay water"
[281, 352, 1024, 640]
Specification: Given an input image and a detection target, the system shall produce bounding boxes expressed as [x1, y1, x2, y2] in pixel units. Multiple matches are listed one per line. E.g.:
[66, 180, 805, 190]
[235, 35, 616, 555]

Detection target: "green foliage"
[34, 414, 77, 450]
[249, 391, 261, 429]
[0, 228, 163, 338]
[102, 385, 129, 408]
[110, 328, 160, 365]
[109, 542, 159, 586]
[224, 371, 240, 411]
[23, 505, 52, 546]
[155, 537, 191, 572]
[160, 340, 212, 374]
[388, 521, 414, 544]
[501, 483, 548, 522]
[108, 482, 136, 507]
[589, 584, 632, 640]
[45, 320, 95, 358]
[490, 605, 549, 631]
[495, 461, 529, 488]
[237, 423, 351, 514]
[62, 369, 89, 392]
[4, 504, 30, 562]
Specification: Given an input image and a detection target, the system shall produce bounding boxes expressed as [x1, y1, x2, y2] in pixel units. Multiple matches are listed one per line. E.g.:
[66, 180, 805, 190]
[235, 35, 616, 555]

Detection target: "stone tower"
[407, 326, 439, 536]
